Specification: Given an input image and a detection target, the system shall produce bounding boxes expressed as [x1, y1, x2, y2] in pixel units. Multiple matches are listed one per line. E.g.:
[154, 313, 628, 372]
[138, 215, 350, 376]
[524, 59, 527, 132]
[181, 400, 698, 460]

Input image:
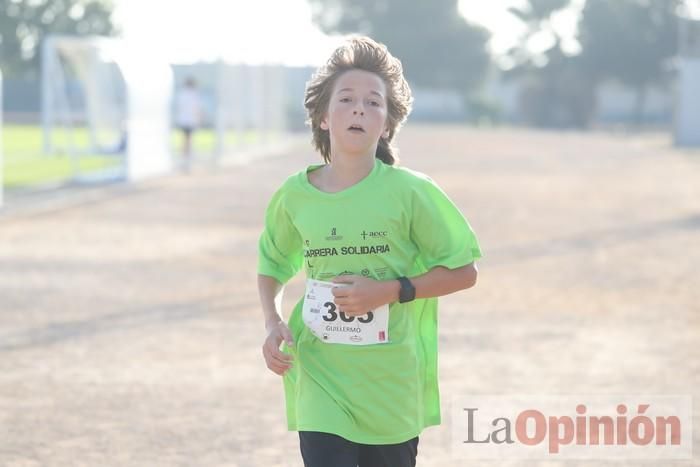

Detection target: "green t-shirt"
[258, 158, 482, 445]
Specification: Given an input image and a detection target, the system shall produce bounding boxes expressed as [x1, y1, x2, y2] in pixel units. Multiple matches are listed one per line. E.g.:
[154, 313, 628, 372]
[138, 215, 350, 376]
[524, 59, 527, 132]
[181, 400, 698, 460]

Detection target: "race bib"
[302, 279, 389, 345]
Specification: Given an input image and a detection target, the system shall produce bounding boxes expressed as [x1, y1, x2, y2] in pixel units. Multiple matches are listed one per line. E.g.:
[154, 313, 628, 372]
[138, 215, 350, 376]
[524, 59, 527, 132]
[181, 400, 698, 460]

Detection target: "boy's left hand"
[331, 275, 398, 317]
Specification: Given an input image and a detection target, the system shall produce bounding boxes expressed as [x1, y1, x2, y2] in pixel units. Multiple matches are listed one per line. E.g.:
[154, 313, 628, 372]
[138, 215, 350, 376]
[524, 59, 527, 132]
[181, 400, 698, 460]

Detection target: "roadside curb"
[0, 135, 308, 223]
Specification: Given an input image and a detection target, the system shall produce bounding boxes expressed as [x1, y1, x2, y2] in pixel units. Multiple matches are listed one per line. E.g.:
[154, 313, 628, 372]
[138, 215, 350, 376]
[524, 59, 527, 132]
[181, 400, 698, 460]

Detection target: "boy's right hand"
[262, 321, 295, 376]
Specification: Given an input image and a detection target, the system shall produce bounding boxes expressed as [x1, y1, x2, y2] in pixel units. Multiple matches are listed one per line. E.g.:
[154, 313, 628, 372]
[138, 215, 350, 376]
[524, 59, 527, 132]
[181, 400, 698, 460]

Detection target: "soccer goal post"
[42, 35, 174, 181]
[675, 17, 700, 146]
[1, 67, 4, 209]
[213, 62, 290, 161]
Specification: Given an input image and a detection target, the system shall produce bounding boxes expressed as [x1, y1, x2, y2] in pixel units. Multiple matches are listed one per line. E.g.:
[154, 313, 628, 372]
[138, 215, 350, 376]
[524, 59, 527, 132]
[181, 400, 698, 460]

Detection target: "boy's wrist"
[265, 317, 282, 332]
[383, 279, 401, 304]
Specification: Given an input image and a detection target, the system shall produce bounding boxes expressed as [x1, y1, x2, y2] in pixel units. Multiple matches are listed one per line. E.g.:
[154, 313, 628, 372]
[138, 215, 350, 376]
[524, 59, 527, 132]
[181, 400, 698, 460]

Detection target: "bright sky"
[114, 0, 344, 65]
[459, 0, 585, 56]
[114, 0, 582, 66]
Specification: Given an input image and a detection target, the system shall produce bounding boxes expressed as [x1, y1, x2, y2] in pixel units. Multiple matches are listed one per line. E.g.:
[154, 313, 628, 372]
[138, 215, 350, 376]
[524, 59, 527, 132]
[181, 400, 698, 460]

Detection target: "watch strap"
[397, 276, 416, 303]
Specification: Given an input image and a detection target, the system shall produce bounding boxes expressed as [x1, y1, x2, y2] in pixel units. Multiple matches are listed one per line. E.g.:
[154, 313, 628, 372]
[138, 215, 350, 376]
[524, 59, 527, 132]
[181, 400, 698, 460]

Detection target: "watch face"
[399, 277, 415, 303]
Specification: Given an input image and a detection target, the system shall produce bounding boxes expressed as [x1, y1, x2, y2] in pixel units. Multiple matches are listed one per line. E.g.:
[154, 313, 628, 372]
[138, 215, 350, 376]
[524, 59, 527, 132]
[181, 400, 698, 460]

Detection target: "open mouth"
[348, 125, 365, 133]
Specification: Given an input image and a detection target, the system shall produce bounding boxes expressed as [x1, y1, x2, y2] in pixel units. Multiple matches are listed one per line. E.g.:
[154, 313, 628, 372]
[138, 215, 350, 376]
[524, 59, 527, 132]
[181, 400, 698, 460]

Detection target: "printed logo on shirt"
[374, 267, 389, 279]
[325, 227, 343, 241]
[304, 244, 391, 258]
[361, 230, 388, 240]
[304, 239, 314, 271]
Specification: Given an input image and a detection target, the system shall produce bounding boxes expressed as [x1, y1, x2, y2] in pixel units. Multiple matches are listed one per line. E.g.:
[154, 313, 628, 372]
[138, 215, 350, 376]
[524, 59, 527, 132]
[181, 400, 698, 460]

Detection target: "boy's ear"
[382, 127, 390, 138]
[320, 117, 329, 131]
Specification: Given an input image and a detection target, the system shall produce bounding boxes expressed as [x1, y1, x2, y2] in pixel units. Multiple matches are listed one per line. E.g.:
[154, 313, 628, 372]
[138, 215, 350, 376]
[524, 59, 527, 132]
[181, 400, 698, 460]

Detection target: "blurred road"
[1, 125, 698, 466]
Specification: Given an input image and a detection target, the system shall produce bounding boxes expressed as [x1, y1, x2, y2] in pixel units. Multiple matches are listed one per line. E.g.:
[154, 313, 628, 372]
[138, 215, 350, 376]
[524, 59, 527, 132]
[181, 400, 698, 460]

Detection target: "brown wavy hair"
[304, 36, 413, 166]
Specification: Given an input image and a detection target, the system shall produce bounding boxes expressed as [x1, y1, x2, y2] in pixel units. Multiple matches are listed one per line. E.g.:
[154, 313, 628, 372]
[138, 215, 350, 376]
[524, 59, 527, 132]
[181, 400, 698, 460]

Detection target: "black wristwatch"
[397, 276, 416, 303]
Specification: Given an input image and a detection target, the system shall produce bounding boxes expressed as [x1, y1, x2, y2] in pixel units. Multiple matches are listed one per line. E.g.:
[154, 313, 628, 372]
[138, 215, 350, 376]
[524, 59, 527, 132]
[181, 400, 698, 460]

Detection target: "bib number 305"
[302, 279, 389, 345]
[321, 301, 374, 323]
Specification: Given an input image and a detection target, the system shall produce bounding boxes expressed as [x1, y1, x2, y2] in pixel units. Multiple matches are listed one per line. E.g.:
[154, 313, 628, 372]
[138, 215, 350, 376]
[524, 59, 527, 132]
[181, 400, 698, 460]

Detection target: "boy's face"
[321, 69, 389, 158]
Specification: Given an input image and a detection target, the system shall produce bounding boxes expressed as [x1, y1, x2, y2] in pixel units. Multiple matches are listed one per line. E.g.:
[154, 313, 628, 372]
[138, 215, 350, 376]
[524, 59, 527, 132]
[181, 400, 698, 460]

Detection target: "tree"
[308, 0, 491, 95]
[506, 0, 572, 68]
[514, 41, 596, 128]
[578, 0, 680, 124]
[504, 0, 596, 127]
[0, 0, 117, 78]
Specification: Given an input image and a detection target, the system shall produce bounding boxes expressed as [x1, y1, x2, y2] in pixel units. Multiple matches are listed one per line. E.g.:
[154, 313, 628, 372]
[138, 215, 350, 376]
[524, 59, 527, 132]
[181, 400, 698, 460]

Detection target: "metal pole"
[214, 59, 226, 162]
[41, 37, 53, 155]
[1, 67, 4, 208]
[675, 11, 700, 146]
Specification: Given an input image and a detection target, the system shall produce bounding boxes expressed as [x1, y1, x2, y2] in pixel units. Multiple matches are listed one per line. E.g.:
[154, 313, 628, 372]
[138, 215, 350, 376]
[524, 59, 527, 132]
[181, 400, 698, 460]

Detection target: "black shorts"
[299, 431, 419, 467]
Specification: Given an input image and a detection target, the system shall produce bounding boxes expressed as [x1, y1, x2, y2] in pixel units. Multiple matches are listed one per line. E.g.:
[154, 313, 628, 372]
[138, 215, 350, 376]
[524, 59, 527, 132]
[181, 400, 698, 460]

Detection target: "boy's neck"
[323, 152, 376, 191]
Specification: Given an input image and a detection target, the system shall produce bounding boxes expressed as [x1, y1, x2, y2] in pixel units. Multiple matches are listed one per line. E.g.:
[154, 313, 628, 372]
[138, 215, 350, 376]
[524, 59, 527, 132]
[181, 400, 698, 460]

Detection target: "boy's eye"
[340, 97, 351, 103]
[369, 100, 380, 106]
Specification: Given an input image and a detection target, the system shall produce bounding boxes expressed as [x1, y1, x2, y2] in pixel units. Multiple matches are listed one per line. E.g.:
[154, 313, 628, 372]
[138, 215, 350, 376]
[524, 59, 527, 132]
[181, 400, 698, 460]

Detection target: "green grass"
[2, 125, 121, 188]
[4, 153, 121, 188]
[170, 127, 270, 151]
[2, 125, 265, 189]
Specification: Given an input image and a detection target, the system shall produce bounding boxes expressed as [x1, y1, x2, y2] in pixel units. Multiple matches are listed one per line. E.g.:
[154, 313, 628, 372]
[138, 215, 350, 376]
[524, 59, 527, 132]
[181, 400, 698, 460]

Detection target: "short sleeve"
[257, 187, 304, 284]
[410, 176, 482, 271]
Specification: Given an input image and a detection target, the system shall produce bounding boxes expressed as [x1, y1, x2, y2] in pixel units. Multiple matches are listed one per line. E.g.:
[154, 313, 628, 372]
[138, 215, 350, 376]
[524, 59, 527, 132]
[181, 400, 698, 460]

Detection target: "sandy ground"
[0, 125, 698, 466]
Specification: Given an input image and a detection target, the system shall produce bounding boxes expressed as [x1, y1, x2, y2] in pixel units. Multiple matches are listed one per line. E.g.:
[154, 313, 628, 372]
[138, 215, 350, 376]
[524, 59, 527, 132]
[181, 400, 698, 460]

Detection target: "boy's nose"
[353, 110, 364, 115]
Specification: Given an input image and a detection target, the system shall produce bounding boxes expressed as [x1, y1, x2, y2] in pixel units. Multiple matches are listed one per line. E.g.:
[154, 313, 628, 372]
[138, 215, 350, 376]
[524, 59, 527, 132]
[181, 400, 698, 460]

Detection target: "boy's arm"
[257, 274, 286, 331]
[331, 263, 478, 316]
[411, 262, 478, 300]
[258, 274, 294, 375]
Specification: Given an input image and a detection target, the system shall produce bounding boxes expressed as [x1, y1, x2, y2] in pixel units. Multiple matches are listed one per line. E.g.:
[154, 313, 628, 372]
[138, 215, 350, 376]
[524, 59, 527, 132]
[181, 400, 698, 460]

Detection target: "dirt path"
[1, 125, 698, 466]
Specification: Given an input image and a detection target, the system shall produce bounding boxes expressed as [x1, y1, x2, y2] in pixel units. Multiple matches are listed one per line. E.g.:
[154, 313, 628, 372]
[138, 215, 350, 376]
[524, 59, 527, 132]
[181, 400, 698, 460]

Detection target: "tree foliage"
[577, 0, 680, 124]
[578, 0, 679, 88]
[505, 0, 590, 127]
[308, 0, 491, 94]
[508, 0, 680, 127]
[0, 0, 117, 78]
[504, 0, 572, 72]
